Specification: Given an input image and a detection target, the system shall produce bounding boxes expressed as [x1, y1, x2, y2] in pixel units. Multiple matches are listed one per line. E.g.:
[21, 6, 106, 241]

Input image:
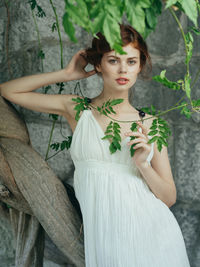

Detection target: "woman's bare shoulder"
[62, 94, 85, 132]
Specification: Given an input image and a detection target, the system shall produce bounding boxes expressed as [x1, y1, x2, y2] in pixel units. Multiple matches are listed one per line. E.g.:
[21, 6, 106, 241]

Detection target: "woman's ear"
[96, 64, 101, 73]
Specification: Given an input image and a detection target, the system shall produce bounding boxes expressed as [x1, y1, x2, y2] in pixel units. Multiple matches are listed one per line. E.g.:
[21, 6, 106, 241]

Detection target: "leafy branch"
[70, 96, 200, 155]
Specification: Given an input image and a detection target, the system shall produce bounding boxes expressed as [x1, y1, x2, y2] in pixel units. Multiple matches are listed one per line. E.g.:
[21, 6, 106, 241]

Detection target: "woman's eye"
[128, 60, 136, 65]
[108, 59, 118, 64]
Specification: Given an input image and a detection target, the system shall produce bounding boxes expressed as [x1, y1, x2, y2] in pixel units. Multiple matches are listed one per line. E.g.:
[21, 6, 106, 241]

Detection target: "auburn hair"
[82, 24, 152, 79]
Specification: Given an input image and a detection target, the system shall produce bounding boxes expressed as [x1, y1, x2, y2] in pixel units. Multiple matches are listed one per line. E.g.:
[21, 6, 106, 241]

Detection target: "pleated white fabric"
[69, 109, 190, 267]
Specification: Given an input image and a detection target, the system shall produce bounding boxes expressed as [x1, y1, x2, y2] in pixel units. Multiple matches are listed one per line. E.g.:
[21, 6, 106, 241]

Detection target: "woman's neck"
[91, 88, 137, 114]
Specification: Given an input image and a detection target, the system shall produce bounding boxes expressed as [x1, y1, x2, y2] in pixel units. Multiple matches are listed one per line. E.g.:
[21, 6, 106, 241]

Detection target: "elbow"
[0, 85, 6, 98]
[167, 198, 176, 208]
[167, 188, 177, 208]
[0, 85, 3, 97]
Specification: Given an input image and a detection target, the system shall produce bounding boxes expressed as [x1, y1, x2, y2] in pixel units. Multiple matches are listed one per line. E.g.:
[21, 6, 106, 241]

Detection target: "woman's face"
[96, 43, 141, 92]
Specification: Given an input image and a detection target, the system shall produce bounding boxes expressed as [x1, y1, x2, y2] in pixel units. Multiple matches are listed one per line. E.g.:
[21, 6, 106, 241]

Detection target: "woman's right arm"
[0, 49, 96, 120]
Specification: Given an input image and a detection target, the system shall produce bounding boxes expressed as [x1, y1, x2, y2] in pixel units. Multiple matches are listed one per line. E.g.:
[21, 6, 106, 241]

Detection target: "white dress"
[69, 109, 191, 267]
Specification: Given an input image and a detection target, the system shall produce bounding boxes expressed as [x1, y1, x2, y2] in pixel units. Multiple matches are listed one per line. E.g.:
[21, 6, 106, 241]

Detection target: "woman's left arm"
[137, 145, 177, 208]
[126, 116, 176, 208]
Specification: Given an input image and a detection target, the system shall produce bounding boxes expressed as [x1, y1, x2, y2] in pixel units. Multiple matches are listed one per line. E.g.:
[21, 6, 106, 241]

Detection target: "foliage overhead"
[62, 0, 199, 54]
[62, 0, 162, 54]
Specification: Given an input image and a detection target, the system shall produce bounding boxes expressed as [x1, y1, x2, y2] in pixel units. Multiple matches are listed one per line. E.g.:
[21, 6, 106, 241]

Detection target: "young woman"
[0, 24, 190, 266]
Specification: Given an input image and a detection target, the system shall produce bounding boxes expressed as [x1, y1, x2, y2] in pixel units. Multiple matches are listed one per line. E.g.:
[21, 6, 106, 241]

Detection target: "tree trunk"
[10, 208, 45, 267]
[0, 96, 85, 266]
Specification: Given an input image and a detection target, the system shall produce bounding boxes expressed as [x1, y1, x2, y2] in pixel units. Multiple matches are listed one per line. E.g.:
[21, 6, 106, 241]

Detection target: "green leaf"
[75, 110, 81, 121]
[158, 125, 166, 131]
[158, 118, 167, 125]
[74, 104, 82, 110]
[114, 132, 121, 141]
[130, 142, 137, 156]
[49, 114, 58, 120]
[103, 13, 122, 49]
[106, 3, 122, 22]
[190, 27, 200, 35]
[50, 142, 60, 151]
[159, 131, 169, 139]
[192, 99, 200, 107]
[145, 7, 157, 29]
[113, 139, 121, 150]
[105, 129, 112, 134]
[92, 11, 105, 34]
[134, 0, 151, 8]
[65, 2, 91, 31]
[152, 70, 181, 90]
[150, 125, 157, 130]
[180, 105, 191, 118]
[44, 85, 51, 94]
[109, 106, 116, 114]
[110, 99, 124, 106]
[28, 0, 36, 10]
[109, 142, 117, 154]
[157, 138, 163, 152]
[102, 110, 107, 116]
[36, 5, 46, 17]
[62, 13, 77, 42]
[159, 136, 168, 146]
[113, 43, 127, 54]
[185, 32, 193, 65]
[52, 22, 57, 32]
[184, 74, 191, 99]
[105, 108, 111, 114]
[130, 122, 138, 131]
[181, 0, 198, 27]
[89, 1, 102, 18]
[38, 50, 45, 59]
[102, 134, 113, 140]
[125, 0, 146, 36]
[61, 141, 66, 150]
[148, 130, 158, 136]
[152, 119, 158, 125]
[72, 97, 82, 103]
[165, 0, 177, 9]
[113, 122, 121, 129]
[152, 0, 162, 14]
[147, 135, 159, 144]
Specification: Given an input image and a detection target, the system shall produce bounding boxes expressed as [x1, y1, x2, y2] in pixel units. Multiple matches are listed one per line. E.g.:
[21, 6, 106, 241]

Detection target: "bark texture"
[0, 96, 85, 267]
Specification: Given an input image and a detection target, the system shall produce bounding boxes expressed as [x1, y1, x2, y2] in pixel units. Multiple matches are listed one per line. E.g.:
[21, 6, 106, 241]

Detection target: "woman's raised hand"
[64, 49, 97, 81]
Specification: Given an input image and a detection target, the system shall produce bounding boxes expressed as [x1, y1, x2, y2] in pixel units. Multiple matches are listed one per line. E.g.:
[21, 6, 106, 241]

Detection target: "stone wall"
[0, 0, 200, 266]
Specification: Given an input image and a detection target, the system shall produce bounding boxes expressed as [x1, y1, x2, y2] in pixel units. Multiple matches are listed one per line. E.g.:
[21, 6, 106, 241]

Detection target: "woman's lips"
[116, 78, 129, 85]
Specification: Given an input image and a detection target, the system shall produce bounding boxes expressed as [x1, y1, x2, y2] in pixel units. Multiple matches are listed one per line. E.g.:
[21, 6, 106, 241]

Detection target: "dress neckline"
[88, 109, 144, 144]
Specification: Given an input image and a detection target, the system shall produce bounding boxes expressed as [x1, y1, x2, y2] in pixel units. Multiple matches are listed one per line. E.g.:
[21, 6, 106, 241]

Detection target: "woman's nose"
[119, 63, 127, 73]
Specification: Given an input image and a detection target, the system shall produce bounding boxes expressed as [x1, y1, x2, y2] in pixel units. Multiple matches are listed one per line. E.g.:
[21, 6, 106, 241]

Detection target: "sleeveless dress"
[69, 109, 190, 267]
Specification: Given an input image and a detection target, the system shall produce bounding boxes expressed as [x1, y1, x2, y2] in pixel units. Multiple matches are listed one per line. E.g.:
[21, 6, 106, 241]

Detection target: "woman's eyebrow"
[107, 55, 138, 59]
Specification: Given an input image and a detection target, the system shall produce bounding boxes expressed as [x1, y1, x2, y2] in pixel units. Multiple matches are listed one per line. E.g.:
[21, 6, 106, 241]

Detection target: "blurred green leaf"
[62, 13, 77, 42]
[152, 70, 181, 90]
[181, 0, 198, 27]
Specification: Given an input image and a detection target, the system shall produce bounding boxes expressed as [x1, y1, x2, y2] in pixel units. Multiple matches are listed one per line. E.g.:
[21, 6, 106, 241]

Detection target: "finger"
[132, 143, 150, 150]
[78, 49, 86, 54]
[85, 69, 97, 77]
[128, 138, 147, 145]
[136, 122, 149, 135]
[126, 131, 148, 139]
